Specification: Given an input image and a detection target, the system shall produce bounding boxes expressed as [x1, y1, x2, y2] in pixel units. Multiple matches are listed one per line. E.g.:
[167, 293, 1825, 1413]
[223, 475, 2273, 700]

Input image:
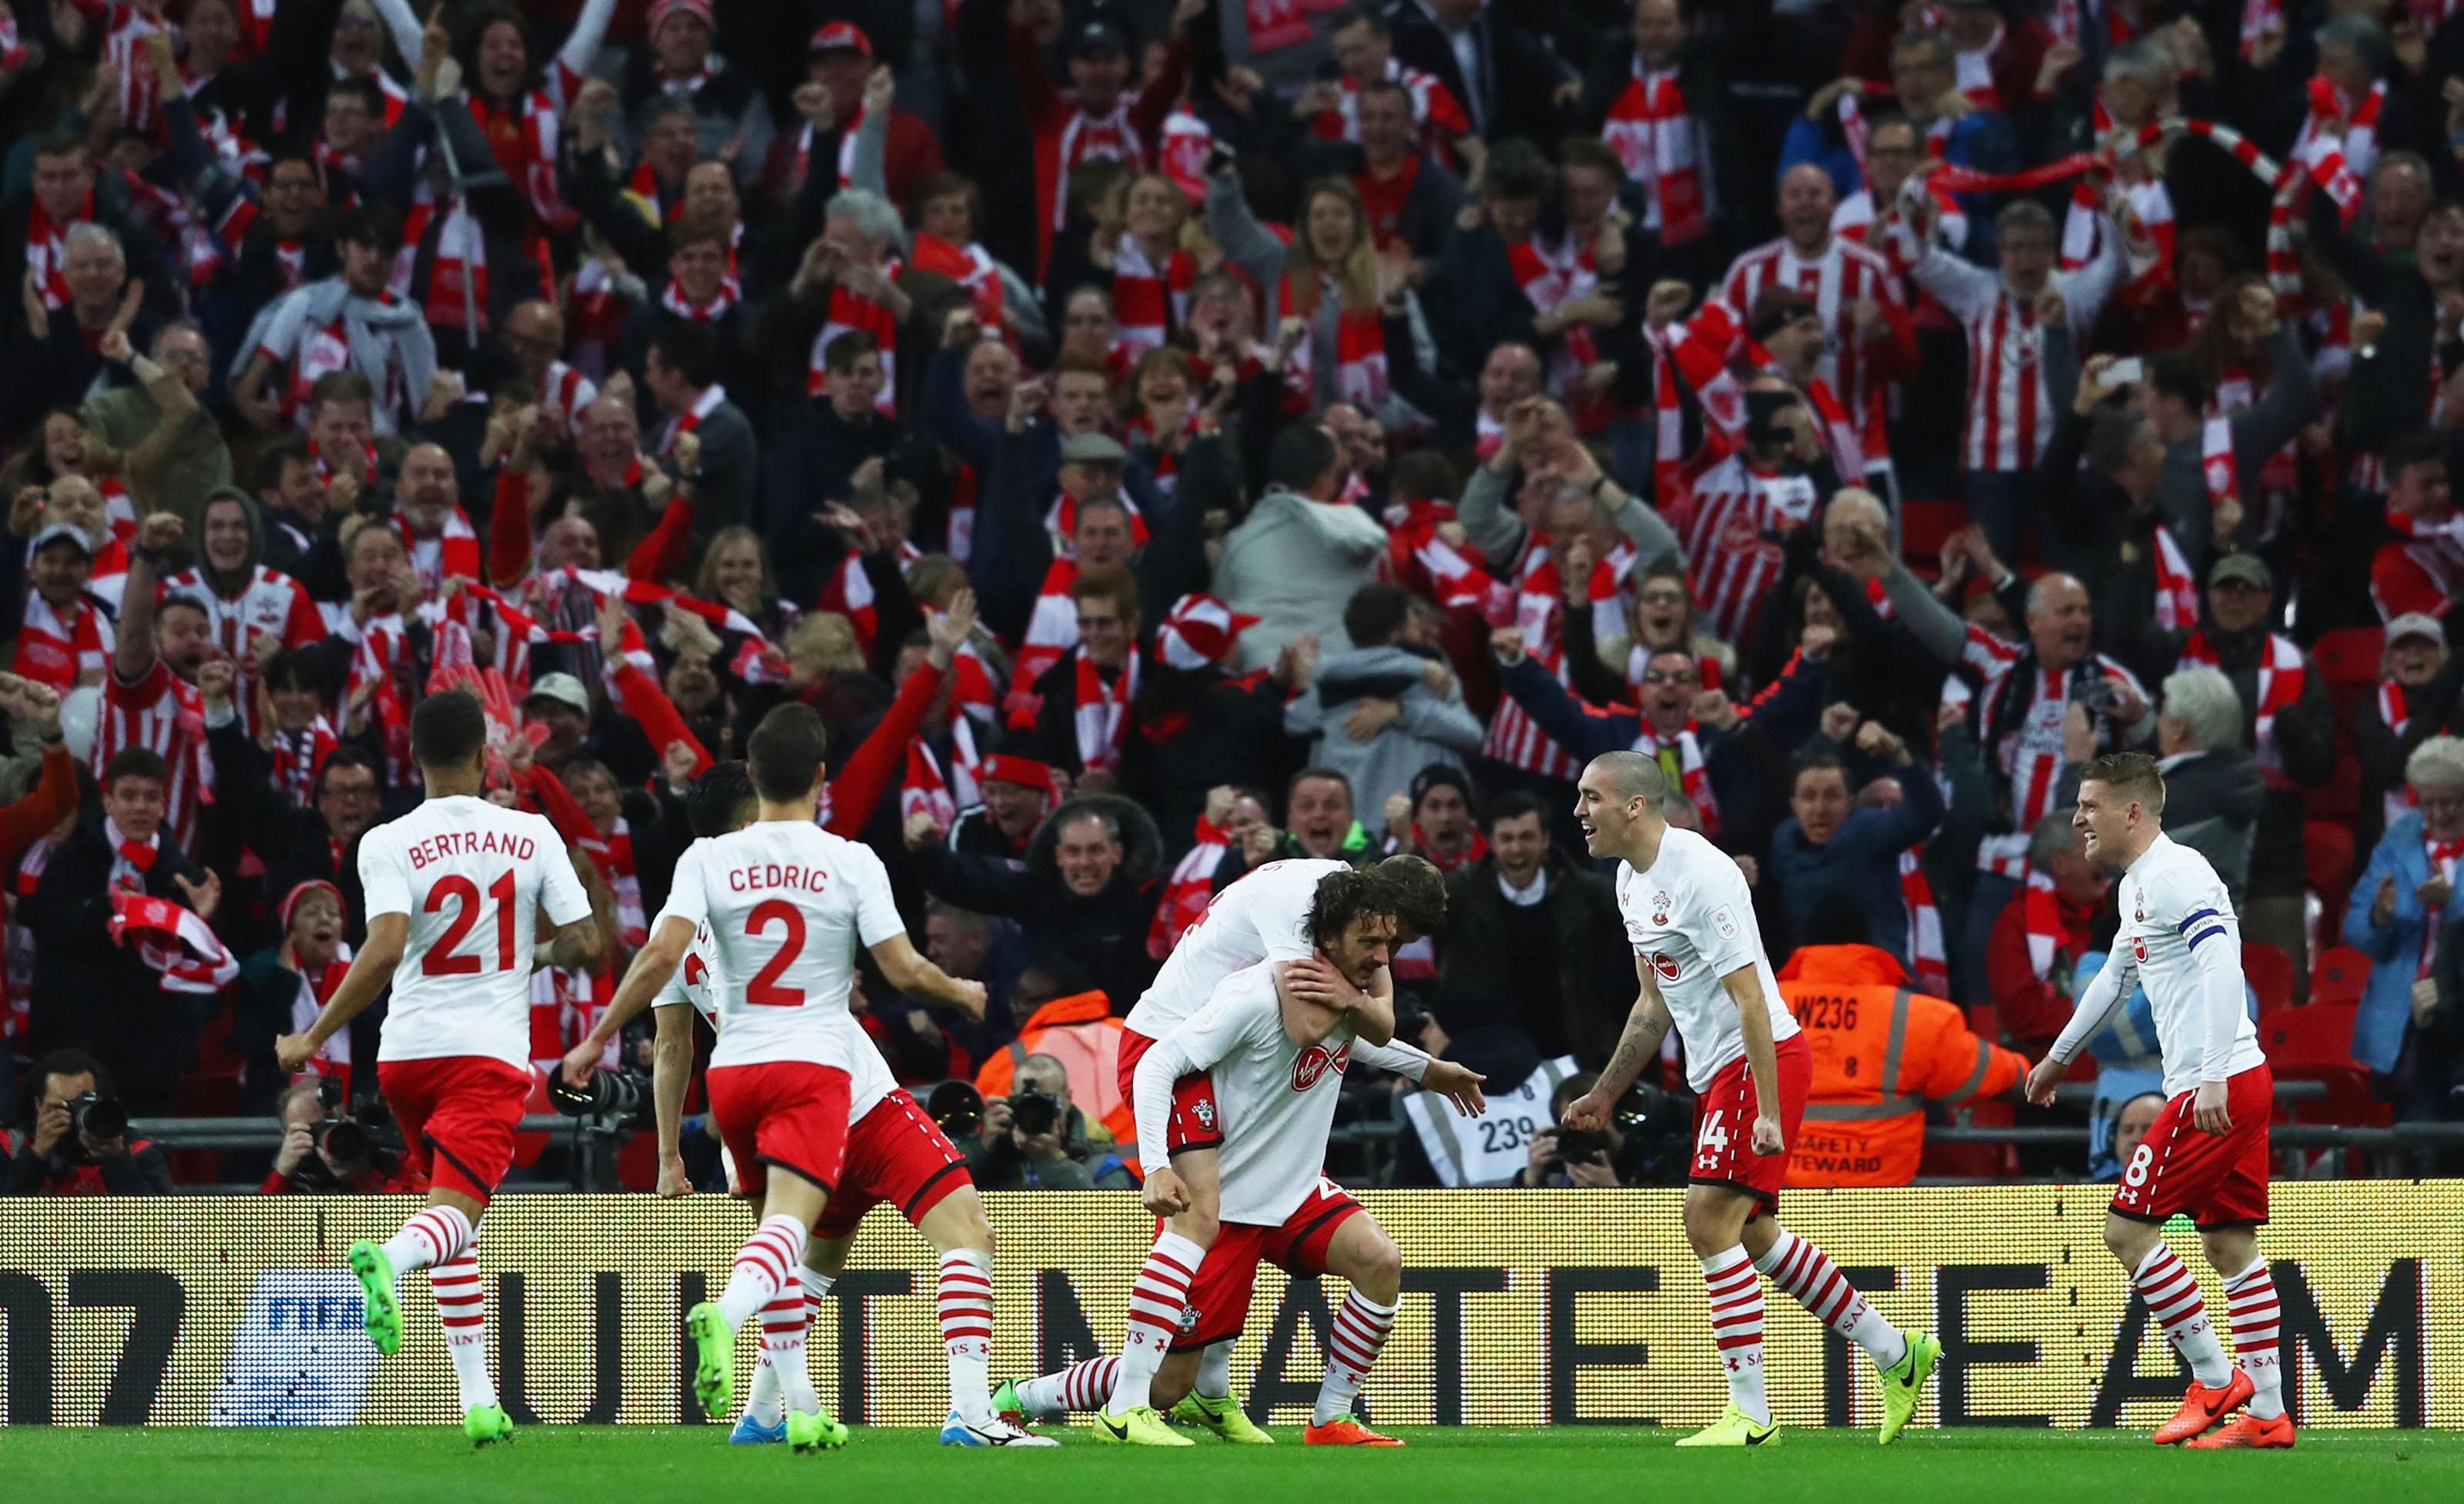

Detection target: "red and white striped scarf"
[659, 276, 738, 321]
[394, 506, 482, 601]
[1899, 846, 1950, 995]
[815, 549, 878, 656]
[1278, 275, 1388, 407]
[1601, 63, 1707, 244]
[1007, 558, 1078, 725]
[2380, 679, 2422, 831]
[344, 613, 417, 789]
[1158, 107, 1213, 203]
[269, 715, 338, 809]
[109, 889, 238, 995]
[2022, 869, 2066, 981]
[2150, 520, 2199, 634]
[1053, 99, 1143, 231]
[99, 3, 166, 138]
[1478, 536, 1623, 781]
[309, 439, 378, 488]
[657, 382, 726, 459]
[15, 593, 114, 693]
[2295, 76, 2385, 220]
[24, 187, 91, 311]
[910, 232, 1004, 326]
[2180, 629, 2307, 791]
[1381, 498, 1494, 612]
[1122, 405, 1200, 494]
[1114, 238, 1194, 362]
[809, 260, 902, 409]
[1149, 814, 1233, 958]
[901, 716, 983, 831]
[1072, 647, 1137, 771]
[468, 89, 575, 230]
[579, 815, 645, 948]
[397, 200, 491, 334]
[1634, 720, 1718, 834]
[531, 962, 617, 1071]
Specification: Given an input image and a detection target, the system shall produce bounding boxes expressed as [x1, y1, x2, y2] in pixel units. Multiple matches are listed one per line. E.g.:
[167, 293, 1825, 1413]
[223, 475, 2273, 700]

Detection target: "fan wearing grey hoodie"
[1285, 582, 1485, 837]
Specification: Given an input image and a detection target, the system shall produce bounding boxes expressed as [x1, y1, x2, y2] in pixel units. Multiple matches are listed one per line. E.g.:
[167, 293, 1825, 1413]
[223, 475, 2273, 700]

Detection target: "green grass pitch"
[12, 1424, 2461, 1504]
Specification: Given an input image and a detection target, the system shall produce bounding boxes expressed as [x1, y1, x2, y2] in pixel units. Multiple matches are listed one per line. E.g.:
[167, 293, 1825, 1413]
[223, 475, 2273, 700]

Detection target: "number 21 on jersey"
[421, 871, 516, 975]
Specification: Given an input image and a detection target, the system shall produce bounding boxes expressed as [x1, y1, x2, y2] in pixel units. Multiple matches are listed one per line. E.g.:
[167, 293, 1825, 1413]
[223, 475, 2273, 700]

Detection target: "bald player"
[1562, 751, 1939, 1447]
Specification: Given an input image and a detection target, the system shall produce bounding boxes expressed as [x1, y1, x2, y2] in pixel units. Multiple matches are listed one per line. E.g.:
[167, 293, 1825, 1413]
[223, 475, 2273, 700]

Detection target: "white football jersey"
[657, 821, 906, 1073]
[362, 795, 592, 1070]
[1131, 962, 1353, 1226]
[1614, 827, 1797, 1092]
[1127, 858, 1343, 1037]
[2102, 834, 2268, 1097]
[655, 913, 896, 1119]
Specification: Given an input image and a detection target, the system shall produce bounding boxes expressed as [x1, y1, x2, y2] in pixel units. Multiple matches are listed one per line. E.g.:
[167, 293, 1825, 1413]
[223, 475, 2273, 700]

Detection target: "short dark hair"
[411, 689, 489, 770]
[308, 368, 376, 413]
[260, 646, 326, 696]
[1326, 2, 1386, 37]
[327, 206, 395, 257]
[1305, 866, 1395, 946]
[1375, 854, 1447, 937]
[32, 131, 86, 162]
[2145, 351, 2208, 413]
[1069, 563, 1140, 619]
[1482, 139, 1554, 204]
[1790, 748, 1847, 792]
[747, 703, 829, 803]
[667, 213, 729, 253]
[327, 74, 386, 118]
[1800, 889, 1874, 947]
[1486, 789, 1547, 831]
[313, 744, 382, 798]
[2077, 749, 2167, 817]
[103, 746, 169, 789]
[823, 328, 880, 373]
[255, 436, 313, 495]
[25, 1048, 113, 1117]
[1266, 425, 1340, 493]
[1289, 765, 1353, 806]
[1388, 448, 1457, 506]
[686, 760, 757, 838]
[1343, 582, 1413, 647]
[650, 321, 718, 388]
[2386, 428, 2448, 482]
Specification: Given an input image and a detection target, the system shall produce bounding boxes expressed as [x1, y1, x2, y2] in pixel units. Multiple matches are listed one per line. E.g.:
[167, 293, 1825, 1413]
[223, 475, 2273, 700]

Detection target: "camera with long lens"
[547, 1066, 648, 1120]
[307, 1077, 369, 1165]
[1007, 1087, 1062, 1137]
[64, 1090, 126, 1142]
[926, 1079, 985, 1137]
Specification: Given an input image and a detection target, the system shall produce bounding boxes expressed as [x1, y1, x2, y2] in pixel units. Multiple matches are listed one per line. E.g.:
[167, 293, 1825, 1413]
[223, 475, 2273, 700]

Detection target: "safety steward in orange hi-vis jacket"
[1776, 944, 2028, 1187]
[973, 990, 1134, 1143]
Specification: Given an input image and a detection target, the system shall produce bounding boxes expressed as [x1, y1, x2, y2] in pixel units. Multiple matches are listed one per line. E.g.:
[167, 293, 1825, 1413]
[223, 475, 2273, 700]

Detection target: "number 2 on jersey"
[744, 898, 807, 1006]
[421, 872, 516, 975]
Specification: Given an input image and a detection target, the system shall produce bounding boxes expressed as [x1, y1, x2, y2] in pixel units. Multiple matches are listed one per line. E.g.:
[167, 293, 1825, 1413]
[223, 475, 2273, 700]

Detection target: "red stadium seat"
[2311, 945, 2369, 1007]
[2244, 943, 2295, 1016]
[2312, 627, 2385, 684]
[2304, 821, 2355, 932]
[1898, 499, 1966, 566]
[2308, 756, 2361, 821]
[2262, 1000, 2385, 1127]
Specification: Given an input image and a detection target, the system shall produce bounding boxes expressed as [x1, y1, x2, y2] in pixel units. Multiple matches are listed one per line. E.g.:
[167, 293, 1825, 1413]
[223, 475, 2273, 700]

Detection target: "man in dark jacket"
[1569, 0, 1752, 282]
[4, 1051, 174, 1195]
[1432, 791, 1634, 1069]
[1386, 0, 1571, 149]
[19, 751, 220, 1118]
[907, 794, 1164, 1012]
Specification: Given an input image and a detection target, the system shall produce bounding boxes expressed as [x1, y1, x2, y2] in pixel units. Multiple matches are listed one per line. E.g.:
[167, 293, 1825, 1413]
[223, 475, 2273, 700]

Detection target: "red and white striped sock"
[1312, 1291, 1396, 1425]
[2224, 1258, 2284, 1418]
[940, 1249, 997, 1425]
[432, 1249, 497, 1410]
[2134, 1244, 2231, 1386]
[1016, 1355, 1120, 1415]
[380, 1204, 471, 1277]
[1108, 1231, 1205, 1413]
[719, 1215, 807, 1330]
[760, 1287, 816, 1415]
[1755, 1228, 1908, 1368]
[1702, 1246, 1769, 1424]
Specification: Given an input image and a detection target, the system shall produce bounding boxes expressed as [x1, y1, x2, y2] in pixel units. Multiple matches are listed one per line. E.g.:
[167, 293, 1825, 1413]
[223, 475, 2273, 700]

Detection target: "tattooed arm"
[1558, 958, 1676, 1129]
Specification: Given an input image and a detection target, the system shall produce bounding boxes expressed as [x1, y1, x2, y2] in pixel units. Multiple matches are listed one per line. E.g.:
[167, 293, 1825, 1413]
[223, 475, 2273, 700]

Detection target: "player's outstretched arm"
[1561, 958, 1675, 1130]
[2027, 949, 2137, 1105]
[1354, 1037, 1488, 1115]
[649, 1002, 696, 1197]
[564, 914, 692, 1087]
[274, 914, 407, 1073]
[869, 932, 990, 1019]
[1722, 965, 1786, 1157]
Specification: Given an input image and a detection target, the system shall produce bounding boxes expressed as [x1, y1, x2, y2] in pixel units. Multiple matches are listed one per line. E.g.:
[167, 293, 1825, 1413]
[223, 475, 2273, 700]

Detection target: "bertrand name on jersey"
[724, 862, 834, 894]
[404, 829, 539, 868]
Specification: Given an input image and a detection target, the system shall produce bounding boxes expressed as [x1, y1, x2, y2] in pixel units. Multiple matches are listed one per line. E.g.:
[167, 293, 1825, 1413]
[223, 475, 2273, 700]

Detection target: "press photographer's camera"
[548, 1066, 647, 1120]
[64, 1089, 126, 1141]
[1008, 1087, 1061, 1137]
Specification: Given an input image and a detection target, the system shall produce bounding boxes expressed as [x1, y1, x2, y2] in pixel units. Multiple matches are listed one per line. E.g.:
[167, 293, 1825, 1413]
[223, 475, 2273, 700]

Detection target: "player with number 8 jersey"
[1561, 751, 1939, 1449]
[276, 690, 608, 1448]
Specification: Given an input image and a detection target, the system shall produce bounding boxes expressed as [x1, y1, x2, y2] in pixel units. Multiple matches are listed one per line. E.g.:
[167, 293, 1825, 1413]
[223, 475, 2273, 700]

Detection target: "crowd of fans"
[3, 0, 2462, 1196]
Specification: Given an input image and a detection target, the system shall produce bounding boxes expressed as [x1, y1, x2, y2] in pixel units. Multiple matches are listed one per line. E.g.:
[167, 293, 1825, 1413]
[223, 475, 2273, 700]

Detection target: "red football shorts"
[1117, 1026, 1223, 1157]
[1688, 1032, 1814, 1220]
[378, 1056, 531, 1203]
[1172, 1177, 1365, 1352]
[2110, 1064, 2274, 1230]
[706, 1060, 853, 1200]
[813, 1088, 974, 1240]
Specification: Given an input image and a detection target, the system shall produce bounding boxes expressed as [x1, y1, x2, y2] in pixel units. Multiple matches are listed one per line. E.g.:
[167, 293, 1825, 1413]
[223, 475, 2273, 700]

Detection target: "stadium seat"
[2308, 755, 2361, 820]
[2244, 943, 2295, 1016]
[2311, 945, 2369, 1007]
[2304, 821, 2355, 932]
[2311, 626, 2385, 684]
[2262, 1000, 2385, 1127]
[1898, 498, 1965, 567]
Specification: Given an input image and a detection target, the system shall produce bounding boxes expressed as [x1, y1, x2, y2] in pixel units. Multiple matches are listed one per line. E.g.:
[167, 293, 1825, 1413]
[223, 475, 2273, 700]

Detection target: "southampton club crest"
[1192, 1098, 1217, 1131]
[1651, 891, 1671, 926]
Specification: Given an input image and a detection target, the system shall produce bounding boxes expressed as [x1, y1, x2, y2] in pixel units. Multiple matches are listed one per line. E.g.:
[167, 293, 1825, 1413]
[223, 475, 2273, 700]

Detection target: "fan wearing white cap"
[619, 0, 773, 186]
[2359, 612, 2453, 854]
[17, 519, 116, 695]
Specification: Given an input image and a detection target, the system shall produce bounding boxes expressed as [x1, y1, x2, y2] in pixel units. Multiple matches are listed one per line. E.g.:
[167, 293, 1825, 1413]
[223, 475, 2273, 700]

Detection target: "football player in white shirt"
[2023, 753, 2288, 1449]
[1024, 868, 1482, 1447]
[595, 704, 988, 1452]
[1561, 751, 1939, 1448]
[276, 690, 608, 1447]
[1044, 852, 1455, 1442]
[563, 754, 1054, 1449]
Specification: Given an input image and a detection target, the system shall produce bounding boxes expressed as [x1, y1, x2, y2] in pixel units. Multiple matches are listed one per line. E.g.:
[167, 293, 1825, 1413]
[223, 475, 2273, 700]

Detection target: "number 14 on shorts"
[1695, 1110, 1730, 1173]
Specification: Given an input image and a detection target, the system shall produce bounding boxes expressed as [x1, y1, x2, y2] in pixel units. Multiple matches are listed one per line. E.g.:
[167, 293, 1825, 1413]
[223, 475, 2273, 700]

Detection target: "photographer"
[1516, 1072, 1684, 1190]
[3, 1050, 172, 1195]
[964, 1054, 1134, 1191]
[259, 1076, 421, 1195]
